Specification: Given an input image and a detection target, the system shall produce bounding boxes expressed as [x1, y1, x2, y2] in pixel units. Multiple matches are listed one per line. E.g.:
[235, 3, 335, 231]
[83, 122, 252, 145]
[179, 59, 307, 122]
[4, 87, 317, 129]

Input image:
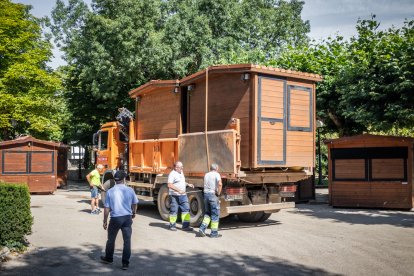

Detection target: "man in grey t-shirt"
[198, 163, 222, 238]
[167, 161, 194, 231]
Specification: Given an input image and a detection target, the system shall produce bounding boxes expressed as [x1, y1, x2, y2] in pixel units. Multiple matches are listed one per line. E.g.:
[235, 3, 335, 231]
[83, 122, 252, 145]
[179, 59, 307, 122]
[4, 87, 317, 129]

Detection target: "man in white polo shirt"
[101, 170, 138, 270]
[167, 161, 194, 231]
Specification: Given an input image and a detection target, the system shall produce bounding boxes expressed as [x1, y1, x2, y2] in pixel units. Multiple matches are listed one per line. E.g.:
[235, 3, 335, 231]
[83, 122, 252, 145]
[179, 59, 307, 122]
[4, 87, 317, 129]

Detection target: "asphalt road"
[1, 183, 413, 276]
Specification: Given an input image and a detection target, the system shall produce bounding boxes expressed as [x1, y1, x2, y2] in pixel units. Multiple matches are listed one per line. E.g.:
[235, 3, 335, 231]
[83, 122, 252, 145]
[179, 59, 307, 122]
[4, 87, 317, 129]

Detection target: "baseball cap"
[113, 170, 127, 181]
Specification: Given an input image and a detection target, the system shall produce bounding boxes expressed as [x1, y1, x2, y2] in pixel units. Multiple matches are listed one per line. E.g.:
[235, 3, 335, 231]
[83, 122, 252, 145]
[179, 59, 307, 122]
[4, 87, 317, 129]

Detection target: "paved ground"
[1, 182, 413, 276]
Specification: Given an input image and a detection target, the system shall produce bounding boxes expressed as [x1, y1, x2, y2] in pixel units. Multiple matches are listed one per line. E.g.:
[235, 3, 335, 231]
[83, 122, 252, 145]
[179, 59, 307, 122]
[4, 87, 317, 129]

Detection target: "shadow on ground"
[291, 204, 414, 228]
[141, 201, 283, 230]
[0, 244, 341, 276]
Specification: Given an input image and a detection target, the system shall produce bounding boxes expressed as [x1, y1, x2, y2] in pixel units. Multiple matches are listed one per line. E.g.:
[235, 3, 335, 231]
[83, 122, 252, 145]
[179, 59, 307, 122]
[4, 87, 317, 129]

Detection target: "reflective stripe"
[211, 221, 219, 231]
[181, 212, 190, 222]
[202, 215, 211, 226]
[169, 215, 177, 223]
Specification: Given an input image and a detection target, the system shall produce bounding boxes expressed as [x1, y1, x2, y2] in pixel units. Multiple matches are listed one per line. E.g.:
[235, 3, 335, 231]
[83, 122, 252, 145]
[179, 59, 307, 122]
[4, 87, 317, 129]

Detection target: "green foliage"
[0, 182, 33, 248]
[0, 0, 67, 141]
[269, 16, 414, 136]
[50, 0, 310, 144]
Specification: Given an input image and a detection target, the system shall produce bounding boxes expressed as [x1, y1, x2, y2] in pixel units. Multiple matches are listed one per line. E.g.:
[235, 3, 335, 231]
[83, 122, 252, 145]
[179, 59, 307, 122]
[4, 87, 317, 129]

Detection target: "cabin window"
[331, 147, 408, 182]
[2, 151, 28, 174]
[30, 151, 54, 174]
[99, 131, 109, 150]
[287, 85, 313, 132]
[333, 159, 367, 180]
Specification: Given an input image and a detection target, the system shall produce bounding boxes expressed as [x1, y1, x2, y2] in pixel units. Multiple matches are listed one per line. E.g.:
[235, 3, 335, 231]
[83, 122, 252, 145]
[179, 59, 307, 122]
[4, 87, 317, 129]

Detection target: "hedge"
[0, 182, 33, 247]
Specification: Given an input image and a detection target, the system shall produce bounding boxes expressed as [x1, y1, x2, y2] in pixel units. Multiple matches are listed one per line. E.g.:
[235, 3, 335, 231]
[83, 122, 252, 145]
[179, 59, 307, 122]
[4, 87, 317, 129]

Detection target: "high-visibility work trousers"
[199, 192, 220, 235]
[169, 195, 191, 228]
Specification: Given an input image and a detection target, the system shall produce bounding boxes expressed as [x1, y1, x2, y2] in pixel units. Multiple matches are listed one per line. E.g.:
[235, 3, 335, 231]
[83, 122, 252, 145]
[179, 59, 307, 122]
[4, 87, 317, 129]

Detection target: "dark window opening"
[181, 87, 188, 134]
[100, 131, 109, 150]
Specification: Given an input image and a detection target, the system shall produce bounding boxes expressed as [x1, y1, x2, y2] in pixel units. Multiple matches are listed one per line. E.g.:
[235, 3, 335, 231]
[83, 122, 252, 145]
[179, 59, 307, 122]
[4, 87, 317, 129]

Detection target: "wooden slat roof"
[129, 80, 179, 98]
[180, 64, 322, 85]
[324, 134, 414, 145]
[128, 64, 322, 98]
[0, 136, 67, 148]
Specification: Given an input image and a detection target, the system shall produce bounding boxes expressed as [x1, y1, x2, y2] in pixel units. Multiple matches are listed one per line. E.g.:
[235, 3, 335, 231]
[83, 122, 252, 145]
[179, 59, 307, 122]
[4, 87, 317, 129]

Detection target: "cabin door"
[257, 75, 286, 165]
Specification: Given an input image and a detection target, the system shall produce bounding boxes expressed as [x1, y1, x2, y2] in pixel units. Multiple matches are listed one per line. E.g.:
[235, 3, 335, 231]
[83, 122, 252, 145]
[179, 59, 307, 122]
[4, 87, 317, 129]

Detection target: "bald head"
[174, 161, 183, 172]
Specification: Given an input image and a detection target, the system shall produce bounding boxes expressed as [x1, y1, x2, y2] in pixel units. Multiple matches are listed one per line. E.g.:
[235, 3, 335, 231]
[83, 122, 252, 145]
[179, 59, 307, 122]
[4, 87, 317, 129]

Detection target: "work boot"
[198, 229, 206, 237]
[169, 224, 177, 231]
[182, 226, 193, 231]
[210, 231, 222, 238]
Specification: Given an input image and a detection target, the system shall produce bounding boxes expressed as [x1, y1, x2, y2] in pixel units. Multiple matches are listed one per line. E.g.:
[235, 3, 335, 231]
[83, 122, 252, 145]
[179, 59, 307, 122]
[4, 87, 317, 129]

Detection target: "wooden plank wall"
[331, 182, 411, 209]
[57, 148, 67, 187]
[136, 87, 180, 140]
[188, 73, 251, 167]
[334, 159, 365, 179]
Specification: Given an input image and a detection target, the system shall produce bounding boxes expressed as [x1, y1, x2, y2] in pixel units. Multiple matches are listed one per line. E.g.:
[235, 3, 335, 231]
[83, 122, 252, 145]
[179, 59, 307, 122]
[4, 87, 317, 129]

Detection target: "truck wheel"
[157, 184, 170, 221]
[101, 179, 115, 206]
[237, 211, 265, 223]
[258, 213, 272, 222]
[187, 188, 205, 227]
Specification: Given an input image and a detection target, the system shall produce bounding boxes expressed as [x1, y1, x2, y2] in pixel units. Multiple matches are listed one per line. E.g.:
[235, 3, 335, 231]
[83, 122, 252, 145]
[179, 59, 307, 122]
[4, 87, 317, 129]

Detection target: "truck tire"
[258, 212, 272, 222]
[237, 211, 266, 223]
[100, 179, 115, 206]
[187, 188, 205, 227]
[156, 185, 205, 227]
[157, 184, 170, 221]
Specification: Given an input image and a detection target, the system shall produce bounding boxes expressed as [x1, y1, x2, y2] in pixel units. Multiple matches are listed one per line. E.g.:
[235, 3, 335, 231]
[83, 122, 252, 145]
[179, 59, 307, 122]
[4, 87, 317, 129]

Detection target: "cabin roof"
[180, 64, 322, 85]
[324, 134, 414, 145]
[128, 64, 322, 98]
[0, 136, 67, 148]
[129, 80, 179, 98]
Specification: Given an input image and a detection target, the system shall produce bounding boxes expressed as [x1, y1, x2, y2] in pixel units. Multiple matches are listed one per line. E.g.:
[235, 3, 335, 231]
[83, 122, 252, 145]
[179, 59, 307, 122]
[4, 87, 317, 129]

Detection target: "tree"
[337, 18, 414, 134]
[269, 17, 414, 136]
[50, 0, 310, 144]
[0, 0, 66, 141]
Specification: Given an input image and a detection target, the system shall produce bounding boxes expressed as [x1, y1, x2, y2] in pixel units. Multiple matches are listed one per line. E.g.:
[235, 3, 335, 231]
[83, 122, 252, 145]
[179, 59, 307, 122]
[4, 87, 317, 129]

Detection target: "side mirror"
[92, 132, 99, 149]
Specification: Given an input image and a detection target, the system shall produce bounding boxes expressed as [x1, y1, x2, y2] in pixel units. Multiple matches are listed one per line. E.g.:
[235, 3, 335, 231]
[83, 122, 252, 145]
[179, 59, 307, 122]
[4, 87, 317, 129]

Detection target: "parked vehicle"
[94, 64, 322, 225]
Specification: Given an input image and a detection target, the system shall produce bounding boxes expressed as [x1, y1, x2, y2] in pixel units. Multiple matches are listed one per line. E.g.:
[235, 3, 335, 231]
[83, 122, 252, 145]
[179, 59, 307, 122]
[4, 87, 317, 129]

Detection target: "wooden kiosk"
[0, 136, 68, 193]
[325, 134, 413, 209]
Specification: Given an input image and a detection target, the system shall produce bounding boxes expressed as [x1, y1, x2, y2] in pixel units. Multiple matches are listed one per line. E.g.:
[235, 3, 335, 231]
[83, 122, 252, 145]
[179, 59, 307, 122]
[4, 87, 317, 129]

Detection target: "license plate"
[280, 192, 295, 198]
[225, 194, 243, 201]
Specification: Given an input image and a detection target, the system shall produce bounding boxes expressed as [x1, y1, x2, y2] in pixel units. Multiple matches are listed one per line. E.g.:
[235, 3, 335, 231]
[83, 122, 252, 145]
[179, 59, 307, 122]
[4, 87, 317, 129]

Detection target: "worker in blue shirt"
[100, 170, 138, 270]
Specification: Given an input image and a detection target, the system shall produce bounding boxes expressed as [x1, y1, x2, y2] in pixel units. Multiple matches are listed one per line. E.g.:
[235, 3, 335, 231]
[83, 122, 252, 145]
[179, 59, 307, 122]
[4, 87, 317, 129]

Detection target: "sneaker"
[169, 226, 177, 231]
[96, 208, 101, 213]
[100, 256, 113, 264]
[197, 230, 206, 237]
[121, 263, 129, 270]
[182, 227, 193, 231]
[210, 233, 222, 238]
[91, 210, 97, 214]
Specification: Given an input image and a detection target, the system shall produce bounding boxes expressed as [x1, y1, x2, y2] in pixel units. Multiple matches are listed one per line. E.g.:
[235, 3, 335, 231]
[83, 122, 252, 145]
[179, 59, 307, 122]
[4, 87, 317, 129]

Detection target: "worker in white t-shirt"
[167, 161, 194, 231]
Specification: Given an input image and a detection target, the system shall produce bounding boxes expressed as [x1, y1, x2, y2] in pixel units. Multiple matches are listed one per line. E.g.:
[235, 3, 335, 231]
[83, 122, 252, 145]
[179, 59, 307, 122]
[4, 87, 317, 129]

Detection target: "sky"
[13, 0, 414, 69]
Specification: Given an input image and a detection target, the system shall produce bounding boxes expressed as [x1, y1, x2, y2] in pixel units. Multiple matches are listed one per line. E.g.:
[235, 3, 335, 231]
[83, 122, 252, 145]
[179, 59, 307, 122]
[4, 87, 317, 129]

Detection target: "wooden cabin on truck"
[94, 64, 322, 225]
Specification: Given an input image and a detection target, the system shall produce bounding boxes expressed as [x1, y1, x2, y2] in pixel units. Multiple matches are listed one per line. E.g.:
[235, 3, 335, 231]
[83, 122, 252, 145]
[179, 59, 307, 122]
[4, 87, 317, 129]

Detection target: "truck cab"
[93, 122, 126, 171]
